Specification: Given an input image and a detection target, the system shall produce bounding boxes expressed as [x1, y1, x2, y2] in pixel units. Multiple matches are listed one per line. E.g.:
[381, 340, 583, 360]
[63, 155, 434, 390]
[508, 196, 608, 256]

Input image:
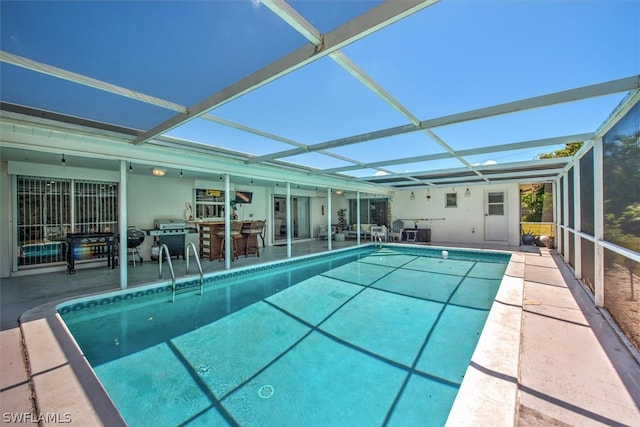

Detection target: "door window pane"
[488, 193, 504, 204]
[488, 204, 504, 216]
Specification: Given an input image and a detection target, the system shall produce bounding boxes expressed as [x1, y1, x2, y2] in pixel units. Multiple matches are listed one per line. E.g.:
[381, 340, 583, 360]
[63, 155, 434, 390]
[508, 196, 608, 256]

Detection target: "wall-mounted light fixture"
[464, 187, 471, 197]
[128, 162, 133, 172]
[152, 168, 166, 177]
[61, 154, 66, 166]
[426, 189, 431, 201]
[410, 191, 416, 200]
[179, 169, 183, 178]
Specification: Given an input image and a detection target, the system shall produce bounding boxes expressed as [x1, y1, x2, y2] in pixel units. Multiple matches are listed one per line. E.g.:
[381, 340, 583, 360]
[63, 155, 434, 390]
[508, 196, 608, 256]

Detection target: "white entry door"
[485, 191, 508, 241]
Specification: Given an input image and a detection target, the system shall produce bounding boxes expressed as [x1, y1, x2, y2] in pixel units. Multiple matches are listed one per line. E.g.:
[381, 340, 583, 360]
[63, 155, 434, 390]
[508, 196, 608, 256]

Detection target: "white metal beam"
[313, 133, 588, 174]
[0, 51, 186, 113]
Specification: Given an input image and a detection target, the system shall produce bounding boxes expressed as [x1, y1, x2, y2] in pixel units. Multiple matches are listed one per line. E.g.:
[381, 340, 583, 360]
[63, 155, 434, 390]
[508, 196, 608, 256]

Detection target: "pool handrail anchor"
[186, 241, 204, 295]
[158, 244, 177, 302]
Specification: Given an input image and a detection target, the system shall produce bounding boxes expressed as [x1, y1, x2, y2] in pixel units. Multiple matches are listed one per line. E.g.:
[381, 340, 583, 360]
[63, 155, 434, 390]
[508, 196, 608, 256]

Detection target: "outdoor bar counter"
[197, 220, 252, 261]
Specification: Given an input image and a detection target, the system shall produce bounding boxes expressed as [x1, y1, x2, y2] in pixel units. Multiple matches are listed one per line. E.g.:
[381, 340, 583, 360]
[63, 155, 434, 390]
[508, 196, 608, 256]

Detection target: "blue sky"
[1, 0, 639, 175]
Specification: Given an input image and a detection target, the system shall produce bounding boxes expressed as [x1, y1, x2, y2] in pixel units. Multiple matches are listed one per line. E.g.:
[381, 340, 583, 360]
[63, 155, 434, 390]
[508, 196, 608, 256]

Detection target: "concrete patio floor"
[1, 240, 639, 426]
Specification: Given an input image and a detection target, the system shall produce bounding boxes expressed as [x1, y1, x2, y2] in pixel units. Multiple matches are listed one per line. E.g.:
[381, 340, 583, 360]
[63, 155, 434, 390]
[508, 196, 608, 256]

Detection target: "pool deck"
[2, 240, 639, 426]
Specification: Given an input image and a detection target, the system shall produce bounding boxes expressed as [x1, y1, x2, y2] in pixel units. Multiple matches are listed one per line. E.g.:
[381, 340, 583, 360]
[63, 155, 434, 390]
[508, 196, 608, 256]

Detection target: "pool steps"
[160, 242, 205, 302]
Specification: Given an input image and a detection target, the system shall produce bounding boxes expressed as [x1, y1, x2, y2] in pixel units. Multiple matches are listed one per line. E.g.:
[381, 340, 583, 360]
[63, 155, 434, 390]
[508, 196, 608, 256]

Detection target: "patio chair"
[370, 225, 387, 242]
[318, 225, 336, 240]
[389, 220, 404, 242]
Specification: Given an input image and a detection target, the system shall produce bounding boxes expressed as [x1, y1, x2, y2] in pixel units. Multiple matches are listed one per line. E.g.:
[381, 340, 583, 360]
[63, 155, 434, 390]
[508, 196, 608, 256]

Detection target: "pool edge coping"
[19, 245, 522, 426]
[445, 252, 525, 426]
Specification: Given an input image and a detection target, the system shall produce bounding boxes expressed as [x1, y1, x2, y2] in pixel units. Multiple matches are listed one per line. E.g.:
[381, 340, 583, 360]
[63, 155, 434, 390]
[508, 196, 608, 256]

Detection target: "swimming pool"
[59, 246, 511, 426]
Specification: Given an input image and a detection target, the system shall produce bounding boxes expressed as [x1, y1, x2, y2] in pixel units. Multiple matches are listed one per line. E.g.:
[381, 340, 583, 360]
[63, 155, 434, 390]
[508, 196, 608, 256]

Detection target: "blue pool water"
[59, 246, 510, 426]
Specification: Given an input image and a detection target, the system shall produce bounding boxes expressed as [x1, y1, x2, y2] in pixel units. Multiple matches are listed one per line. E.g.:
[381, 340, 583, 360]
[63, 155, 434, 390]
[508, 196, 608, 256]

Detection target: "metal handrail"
[158, 244, 177, 302]
[186, 241, 204, 295]
[373, 233, 383, 249]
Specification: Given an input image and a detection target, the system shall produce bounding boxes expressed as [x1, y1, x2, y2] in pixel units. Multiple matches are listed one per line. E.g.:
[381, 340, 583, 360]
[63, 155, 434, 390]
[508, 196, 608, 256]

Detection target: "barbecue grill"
[127, 227, 145, 266]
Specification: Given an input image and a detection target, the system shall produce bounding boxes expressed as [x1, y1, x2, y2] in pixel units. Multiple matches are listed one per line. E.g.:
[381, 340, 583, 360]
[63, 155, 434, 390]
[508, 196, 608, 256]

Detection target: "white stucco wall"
[390, 185, 521, 246]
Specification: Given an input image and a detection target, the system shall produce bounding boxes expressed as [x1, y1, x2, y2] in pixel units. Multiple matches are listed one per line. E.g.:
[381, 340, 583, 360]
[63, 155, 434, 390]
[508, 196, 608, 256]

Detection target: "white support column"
[573, 159, 582, 279]
[563, 172, 570, 264]
[286, 183, 292, 258]
[119, 160, 128, 289]
[224, 174, 231, 269]
[327, 188, 332, 251]
[593, 137, 605, 307]
[554, 179, 562, 254]
[356, 192, 361, 245]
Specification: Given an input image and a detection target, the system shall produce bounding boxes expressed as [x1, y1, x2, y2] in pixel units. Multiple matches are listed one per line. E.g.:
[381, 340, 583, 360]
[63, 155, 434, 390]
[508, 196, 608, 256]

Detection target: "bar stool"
[216, 221, 242, 261]
[242, 220, 265, 257]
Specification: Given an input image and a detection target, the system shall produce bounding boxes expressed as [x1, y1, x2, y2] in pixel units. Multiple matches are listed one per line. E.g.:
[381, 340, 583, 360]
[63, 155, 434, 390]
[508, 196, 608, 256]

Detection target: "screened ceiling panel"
[342, 1, 640, 120]
[462, 145, 569, 167]
[335, 168, 392, 179]
[325, 132, 444, 165]
[383, 158, 466, 175]
[434, 94, 629, 152]
[279, 152, 355, 170]
[209, 55, 408, 145]
[165, 117, 297, 157]
[0, 64, 176, 130]
[0, 0, 308, 119]
[290, 0, 385, 33]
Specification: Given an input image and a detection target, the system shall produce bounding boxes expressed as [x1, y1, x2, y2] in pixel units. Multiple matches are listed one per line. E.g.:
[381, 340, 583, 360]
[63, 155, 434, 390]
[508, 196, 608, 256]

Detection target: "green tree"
[537, 142, 584, 159]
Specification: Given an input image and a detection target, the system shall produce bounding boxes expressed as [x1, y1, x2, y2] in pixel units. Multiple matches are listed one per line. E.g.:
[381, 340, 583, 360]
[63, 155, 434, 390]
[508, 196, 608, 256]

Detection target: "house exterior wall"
[389, 185, 521, 246]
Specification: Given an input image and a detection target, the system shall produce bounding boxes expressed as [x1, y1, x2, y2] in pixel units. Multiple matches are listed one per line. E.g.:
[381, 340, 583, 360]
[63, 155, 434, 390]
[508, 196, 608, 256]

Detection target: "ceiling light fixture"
[61, 154, 66, 166]
[152, 168, 166, 177]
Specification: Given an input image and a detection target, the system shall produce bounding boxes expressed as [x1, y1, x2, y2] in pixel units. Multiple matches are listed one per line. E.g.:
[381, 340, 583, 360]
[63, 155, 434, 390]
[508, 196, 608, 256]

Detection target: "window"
[445, 192, 457, 208]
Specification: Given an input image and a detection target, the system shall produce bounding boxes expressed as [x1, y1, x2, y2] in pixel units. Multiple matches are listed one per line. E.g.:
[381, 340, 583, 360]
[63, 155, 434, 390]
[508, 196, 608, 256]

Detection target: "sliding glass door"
[273, 196, 310, 241]
[348, 198, 389, 227]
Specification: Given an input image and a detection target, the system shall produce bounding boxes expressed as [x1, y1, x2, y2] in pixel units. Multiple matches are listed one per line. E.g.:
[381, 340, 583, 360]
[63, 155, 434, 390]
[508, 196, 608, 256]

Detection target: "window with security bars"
[16, 176, 118, 267]
[74, 180, 119, 234]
